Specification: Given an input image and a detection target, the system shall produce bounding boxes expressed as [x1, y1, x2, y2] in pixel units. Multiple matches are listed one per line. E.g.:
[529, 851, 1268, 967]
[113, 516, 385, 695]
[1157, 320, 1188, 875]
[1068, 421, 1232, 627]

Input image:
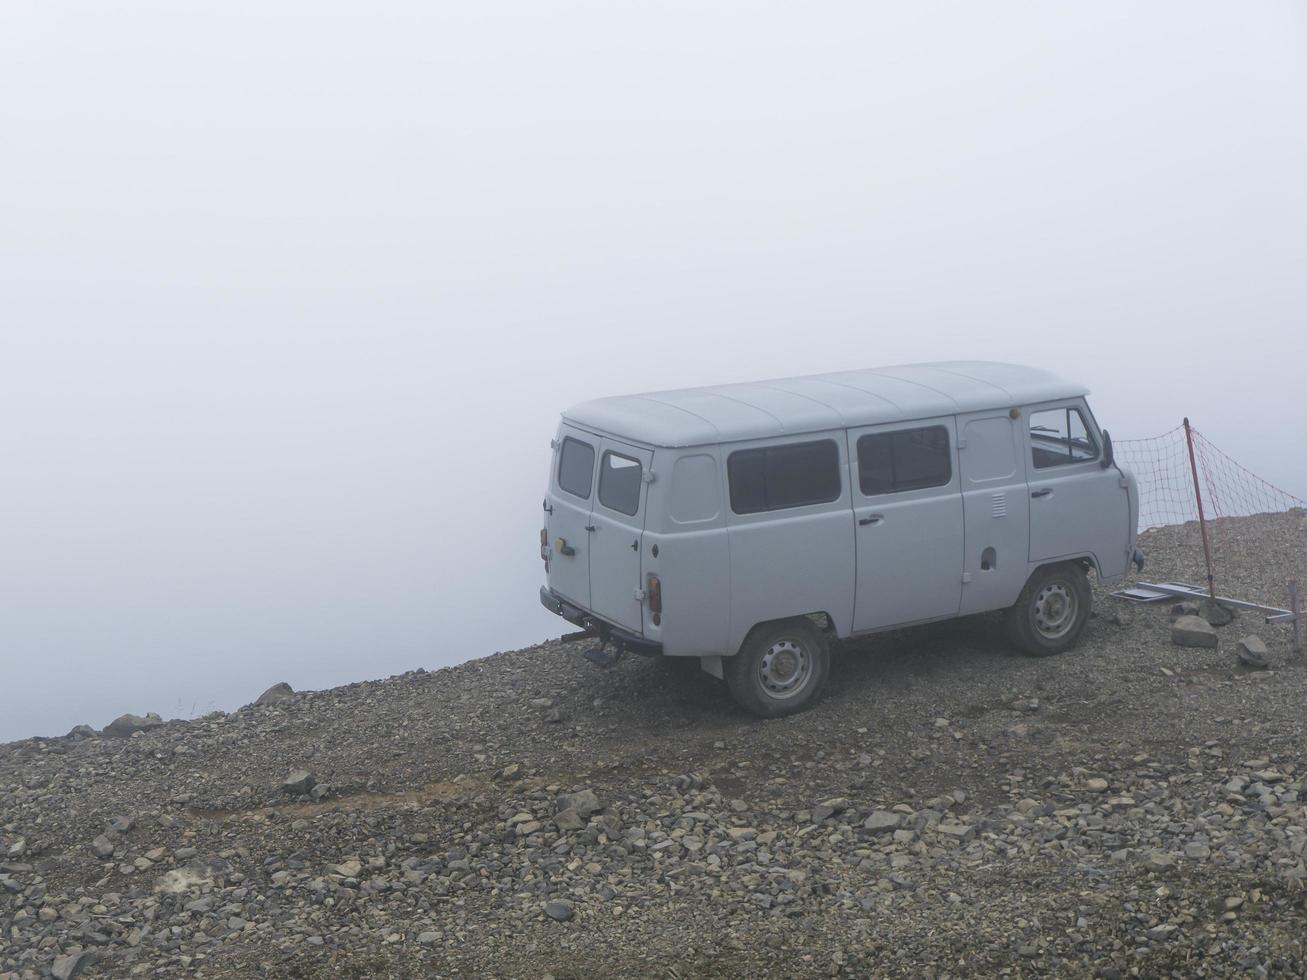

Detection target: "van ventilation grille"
[991, 493, 1007, 518]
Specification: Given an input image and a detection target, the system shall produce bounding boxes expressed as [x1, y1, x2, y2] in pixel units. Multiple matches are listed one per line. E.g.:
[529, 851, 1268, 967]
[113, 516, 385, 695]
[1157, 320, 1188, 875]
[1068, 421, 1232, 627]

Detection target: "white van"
[539, 362, 1141, 717]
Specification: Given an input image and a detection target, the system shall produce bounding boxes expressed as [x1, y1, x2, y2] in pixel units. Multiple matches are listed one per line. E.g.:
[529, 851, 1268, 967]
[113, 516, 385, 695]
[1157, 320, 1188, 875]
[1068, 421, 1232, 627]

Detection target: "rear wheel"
[725, 618, 830, 717]
[1006, 562, 1092, 656]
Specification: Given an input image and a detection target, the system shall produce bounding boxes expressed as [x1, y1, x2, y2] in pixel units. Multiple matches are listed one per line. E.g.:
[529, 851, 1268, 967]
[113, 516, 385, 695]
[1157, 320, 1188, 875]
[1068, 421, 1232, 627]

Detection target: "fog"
[2, 2, 1305, 743]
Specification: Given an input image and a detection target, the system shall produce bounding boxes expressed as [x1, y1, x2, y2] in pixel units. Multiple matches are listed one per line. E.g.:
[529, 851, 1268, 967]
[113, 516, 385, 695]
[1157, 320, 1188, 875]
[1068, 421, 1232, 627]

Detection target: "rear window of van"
[557, 437, 595, 499]
[728, 440, 841, 514]
[598, 451, 642, 515]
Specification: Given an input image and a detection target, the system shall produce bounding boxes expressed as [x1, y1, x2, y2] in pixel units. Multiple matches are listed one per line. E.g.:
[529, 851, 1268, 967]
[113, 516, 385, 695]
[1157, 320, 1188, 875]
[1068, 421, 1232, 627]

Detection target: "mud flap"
[700, 655, 724, 680]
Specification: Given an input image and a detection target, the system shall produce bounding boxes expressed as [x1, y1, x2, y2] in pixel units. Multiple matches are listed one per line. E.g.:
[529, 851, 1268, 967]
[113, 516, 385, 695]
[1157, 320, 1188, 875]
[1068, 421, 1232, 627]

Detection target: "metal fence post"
[1183, 417, 1217, 601]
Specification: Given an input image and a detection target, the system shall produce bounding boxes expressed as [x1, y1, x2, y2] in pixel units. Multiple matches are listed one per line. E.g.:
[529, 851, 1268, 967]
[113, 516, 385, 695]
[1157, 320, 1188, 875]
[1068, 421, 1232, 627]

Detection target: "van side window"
[557, 437, 596, 499]
[669, 454, 720, 524]
[728, 440, 841, 514]
[598, 451, 642, 516]
[857, 426, 951, 495]
[1029, 407, 1098, 468]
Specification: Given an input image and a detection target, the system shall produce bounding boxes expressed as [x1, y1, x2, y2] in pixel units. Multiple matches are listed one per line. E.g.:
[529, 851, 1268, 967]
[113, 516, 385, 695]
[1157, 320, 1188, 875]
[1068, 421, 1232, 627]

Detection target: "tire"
[725, 618, 830, 718]
[1006, 562, 1092, 657]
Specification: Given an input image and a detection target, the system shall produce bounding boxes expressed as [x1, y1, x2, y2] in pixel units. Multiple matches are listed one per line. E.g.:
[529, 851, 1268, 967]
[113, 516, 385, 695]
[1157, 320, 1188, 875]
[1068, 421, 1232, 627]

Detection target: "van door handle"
[858, 514, 884, 526]
[585, 524, 596, 532]
[1031, 488, 1053, 499]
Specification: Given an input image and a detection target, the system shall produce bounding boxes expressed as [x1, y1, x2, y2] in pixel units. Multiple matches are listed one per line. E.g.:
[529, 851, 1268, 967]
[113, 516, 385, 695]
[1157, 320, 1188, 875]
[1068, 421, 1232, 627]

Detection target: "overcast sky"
[2, 2, 1305, 742]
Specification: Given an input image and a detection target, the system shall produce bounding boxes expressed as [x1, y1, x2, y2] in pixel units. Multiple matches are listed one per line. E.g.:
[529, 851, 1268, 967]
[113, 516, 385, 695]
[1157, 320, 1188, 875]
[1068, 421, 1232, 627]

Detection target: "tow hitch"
[577, 621, 624, 668]
[556, 628, 618, 665]
[542, 588, 663, 662]
[568, 623, 649, 668]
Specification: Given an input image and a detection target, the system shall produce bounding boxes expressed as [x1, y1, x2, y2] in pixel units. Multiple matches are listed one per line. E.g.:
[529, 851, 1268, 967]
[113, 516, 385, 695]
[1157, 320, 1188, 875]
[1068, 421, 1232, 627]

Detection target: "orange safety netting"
[1115, 424, 1307, 532]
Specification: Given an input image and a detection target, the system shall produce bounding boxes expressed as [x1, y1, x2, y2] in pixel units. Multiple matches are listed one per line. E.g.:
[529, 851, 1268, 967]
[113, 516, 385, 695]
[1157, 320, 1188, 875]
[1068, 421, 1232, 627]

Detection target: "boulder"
[812, 797, 850, 822]
[282, 770, 317, 795]
[1200, 600, 1237, 627]
[51, 951, 95, 980]
[864, 810, 900, 833]
[553, 808, 586, 832]
[256, 682, 295, 705]
[333, 858, 362, 878]
[1143, 851, 1175, 872]
[1236, 635, 1270, 669]
[102, 713, 163, 738]
[555, 789, 600, 817]
[155, 868, 214, 894]
[544, 900, 575, 922]
[90, 835, 115, 859]
[936, 821, 974, 840]
[1171, 615, 1218, 649]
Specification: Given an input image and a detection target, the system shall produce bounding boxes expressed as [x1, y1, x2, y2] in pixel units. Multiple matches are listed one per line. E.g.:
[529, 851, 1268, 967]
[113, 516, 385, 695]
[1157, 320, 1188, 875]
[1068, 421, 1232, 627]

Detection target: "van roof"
[562, 361, 1088, 448]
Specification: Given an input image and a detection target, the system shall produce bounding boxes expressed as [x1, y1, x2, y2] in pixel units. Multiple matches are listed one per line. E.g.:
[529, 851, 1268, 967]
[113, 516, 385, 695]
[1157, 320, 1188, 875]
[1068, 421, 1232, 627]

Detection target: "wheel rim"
[758, 638, 812, 700]
[1032, 582, 1077, 639]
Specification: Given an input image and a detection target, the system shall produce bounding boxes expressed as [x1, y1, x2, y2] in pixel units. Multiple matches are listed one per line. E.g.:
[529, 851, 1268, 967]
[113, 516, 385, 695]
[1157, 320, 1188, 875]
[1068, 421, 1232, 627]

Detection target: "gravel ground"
[3, 512, 1307, 979]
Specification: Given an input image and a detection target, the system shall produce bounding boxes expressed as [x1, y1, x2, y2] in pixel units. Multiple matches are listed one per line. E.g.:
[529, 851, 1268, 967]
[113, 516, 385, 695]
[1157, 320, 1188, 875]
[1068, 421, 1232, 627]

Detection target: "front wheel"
[725, 618, 830, 718]
[1006, 562, 1092, 657]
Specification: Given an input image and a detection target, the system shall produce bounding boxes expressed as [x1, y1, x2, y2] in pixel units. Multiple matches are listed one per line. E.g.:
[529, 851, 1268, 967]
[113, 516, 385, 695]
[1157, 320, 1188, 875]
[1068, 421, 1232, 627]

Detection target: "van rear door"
[546, 428, 598, 607]
[587, 439, 653, 633]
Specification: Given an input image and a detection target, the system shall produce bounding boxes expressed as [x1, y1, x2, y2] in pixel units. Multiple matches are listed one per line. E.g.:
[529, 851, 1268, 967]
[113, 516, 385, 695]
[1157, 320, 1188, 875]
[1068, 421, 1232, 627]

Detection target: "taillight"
[646, 573, 662, 625]
[540, 528, 548, 561]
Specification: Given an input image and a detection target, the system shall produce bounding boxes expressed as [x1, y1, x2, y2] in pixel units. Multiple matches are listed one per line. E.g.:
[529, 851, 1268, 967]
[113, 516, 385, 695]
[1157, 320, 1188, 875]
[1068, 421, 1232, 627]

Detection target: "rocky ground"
[4, 512, 1307, 979]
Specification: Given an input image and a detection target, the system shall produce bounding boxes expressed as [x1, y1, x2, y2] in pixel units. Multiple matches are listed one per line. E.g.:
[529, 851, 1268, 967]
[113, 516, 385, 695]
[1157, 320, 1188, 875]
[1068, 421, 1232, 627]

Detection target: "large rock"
[553, 808, 586, 832]
[544, 900, 575, 922]
[555, 789, 600, 816]
[102, 713, 163, 738]
[90, 834, 115, 859]
[256, 682, 295, 705]
[1237, 635, 1270, 669]
[333, 858, 362, 878]
[155, 868, 214, 894]
[1143, 851, 1175, 872]
[1171, 615, 1218, 649]
[51, 951, 95, 980]
[1200, 600, 1237, 627]
[864, 810, 900, 834]
[282, 770, 317, 795]
[812, 797, 850, 822]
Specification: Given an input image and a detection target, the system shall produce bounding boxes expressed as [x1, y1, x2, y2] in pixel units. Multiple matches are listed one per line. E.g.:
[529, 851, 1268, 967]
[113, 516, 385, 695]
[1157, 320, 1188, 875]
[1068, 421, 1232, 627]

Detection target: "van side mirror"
[1100, 430, 1114, 469]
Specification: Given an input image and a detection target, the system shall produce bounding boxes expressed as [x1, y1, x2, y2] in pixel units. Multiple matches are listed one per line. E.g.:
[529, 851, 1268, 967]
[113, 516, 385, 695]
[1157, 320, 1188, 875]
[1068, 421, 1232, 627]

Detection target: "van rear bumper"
[539, 586, 662, 656]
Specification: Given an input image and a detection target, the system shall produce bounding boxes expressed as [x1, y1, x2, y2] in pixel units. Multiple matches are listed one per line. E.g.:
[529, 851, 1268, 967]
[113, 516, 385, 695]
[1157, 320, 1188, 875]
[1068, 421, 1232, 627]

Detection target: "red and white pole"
[1183, 417, 1217, 601]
